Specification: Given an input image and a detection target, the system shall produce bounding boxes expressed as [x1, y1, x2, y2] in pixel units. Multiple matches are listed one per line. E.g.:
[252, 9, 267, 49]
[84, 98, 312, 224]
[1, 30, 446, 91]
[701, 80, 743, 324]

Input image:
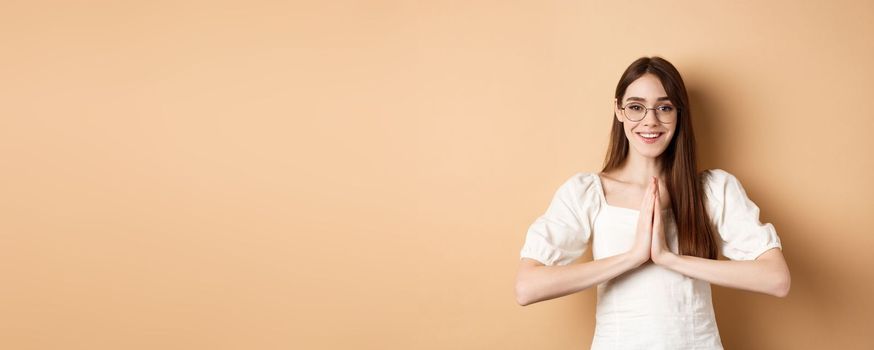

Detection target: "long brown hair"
[602, 56, 718, 260]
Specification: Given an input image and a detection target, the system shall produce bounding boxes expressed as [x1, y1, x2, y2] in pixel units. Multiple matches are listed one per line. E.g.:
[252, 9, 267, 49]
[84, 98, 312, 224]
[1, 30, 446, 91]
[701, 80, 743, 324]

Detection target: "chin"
[631, 144, 667, 158]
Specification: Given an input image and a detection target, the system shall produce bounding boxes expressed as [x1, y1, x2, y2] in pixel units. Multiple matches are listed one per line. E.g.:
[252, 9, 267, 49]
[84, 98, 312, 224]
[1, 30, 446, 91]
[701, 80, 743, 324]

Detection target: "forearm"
[660, 249, 790, 297]
[516, 253, 641, 306]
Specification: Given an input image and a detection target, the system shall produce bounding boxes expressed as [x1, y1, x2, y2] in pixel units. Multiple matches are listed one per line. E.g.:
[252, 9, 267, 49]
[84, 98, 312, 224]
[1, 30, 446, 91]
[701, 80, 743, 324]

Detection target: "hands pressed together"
[628, 176, 676, 267]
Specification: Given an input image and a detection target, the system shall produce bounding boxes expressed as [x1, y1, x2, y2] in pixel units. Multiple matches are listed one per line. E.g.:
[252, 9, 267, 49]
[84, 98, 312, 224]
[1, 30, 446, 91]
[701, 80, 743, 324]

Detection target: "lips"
[636, 132, 664, 144]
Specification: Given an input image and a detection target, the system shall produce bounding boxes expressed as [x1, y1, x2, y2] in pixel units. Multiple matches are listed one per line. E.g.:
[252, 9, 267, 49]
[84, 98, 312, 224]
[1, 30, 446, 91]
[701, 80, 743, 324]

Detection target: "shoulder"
[551, 172, 602, 218]
[558, 171, 600, 194]
[700, 168, 741, 191]
[553, 171, 602, 207]
[699, 168, 747, 208]
[700, 168, 733, 181]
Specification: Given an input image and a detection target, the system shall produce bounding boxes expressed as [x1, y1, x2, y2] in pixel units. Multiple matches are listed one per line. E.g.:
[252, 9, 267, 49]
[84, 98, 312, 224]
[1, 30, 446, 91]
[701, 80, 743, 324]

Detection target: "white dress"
[519, 169, 783, 350]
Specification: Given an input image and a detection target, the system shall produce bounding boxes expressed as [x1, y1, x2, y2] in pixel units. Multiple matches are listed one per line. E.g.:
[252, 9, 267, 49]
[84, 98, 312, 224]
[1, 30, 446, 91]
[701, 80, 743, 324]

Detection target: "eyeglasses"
[618, 102, 678, 124]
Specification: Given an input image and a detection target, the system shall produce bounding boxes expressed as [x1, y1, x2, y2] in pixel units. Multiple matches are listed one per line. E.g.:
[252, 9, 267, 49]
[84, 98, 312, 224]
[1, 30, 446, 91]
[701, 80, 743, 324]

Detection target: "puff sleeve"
[519, 173, 599, 266]
[703, 169, 783, 261]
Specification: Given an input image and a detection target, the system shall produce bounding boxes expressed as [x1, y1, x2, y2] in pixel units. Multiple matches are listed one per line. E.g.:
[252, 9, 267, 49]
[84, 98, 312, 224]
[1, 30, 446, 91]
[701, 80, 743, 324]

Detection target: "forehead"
[623, 73, 668, 101]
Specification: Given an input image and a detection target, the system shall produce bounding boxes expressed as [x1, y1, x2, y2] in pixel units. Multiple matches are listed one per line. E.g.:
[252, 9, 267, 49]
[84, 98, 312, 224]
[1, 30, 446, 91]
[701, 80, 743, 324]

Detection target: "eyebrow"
[625, 96, 672, 102]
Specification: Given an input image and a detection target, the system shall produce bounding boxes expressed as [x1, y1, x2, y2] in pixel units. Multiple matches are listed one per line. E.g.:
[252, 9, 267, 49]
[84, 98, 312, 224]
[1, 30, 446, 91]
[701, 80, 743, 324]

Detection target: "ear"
[614, 98, 624, 123]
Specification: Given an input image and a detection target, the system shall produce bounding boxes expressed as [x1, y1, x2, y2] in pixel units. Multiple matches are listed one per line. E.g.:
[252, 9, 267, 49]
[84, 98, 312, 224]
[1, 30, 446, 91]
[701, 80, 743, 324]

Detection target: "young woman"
[514, 56, 790, 349]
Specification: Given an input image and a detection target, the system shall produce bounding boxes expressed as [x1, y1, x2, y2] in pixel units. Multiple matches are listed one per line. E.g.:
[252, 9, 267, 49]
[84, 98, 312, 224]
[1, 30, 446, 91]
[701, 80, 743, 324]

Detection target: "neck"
[616, 152, 663, 185]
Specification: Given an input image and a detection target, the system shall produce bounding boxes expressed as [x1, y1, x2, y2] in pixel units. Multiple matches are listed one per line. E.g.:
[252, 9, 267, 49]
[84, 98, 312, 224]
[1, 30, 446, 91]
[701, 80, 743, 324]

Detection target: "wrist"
[654, 250, 678, 267]
[623, 251, 648, 269]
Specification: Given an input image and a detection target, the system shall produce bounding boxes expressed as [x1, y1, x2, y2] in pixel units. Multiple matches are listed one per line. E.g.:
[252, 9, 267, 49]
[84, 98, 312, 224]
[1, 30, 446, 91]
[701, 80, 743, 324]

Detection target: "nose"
[642, 108, 662, 126]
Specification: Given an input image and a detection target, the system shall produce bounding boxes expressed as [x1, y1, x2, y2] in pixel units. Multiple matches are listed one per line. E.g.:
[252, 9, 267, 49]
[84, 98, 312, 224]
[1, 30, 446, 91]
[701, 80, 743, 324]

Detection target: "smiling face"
[613, 73, 678, 159]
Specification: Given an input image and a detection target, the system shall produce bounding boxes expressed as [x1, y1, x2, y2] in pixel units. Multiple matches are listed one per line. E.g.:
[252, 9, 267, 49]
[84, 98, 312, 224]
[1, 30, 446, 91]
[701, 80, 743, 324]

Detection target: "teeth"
[639, 133, 660, 139]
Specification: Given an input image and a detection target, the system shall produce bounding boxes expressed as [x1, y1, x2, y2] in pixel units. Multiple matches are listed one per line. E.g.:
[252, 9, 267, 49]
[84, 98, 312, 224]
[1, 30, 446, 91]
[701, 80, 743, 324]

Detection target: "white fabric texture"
[519, 169, 782, 349]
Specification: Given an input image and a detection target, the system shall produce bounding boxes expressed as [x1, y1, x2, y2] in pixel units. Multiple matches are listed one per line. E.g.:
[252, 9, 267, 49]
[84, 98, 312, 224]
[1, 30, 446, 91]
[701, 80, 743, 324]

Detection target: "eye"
[657, 105, 674, 112]
[627, 104, 644, 111]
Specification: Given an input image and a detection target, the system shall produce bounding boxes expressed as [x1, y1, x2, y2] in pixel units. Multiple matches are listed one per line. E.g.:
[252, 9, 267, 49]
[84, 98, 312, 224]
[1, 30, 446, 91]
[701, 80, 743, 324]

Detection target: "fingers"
[653, 178, 661, 228]
[640, 177, 657, 228]
[641, 177, 655, 207]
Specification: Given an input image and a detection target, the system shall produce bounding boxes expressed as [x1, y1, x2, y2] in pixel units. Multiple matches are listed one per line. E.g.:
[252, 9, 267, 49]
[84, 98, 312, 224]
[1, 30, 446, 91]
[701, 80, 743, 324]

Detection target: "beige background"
[2, 1, 872, 349]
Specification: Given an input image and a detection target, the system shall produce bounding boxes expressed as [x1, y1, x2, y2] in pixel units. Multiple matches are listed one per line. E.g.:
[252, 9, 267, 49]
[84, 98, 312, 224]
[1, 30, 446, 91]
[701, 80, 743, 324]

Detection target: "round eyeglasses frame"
[618, 102, 679, 124]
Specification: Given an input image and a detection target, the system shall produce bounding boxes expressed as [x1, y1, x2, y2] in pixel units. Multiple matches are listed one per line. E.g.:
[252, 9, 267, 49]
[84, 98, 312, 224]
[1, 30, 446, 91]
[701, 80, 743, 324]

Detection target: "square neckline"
[591, 173, 671, 214]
